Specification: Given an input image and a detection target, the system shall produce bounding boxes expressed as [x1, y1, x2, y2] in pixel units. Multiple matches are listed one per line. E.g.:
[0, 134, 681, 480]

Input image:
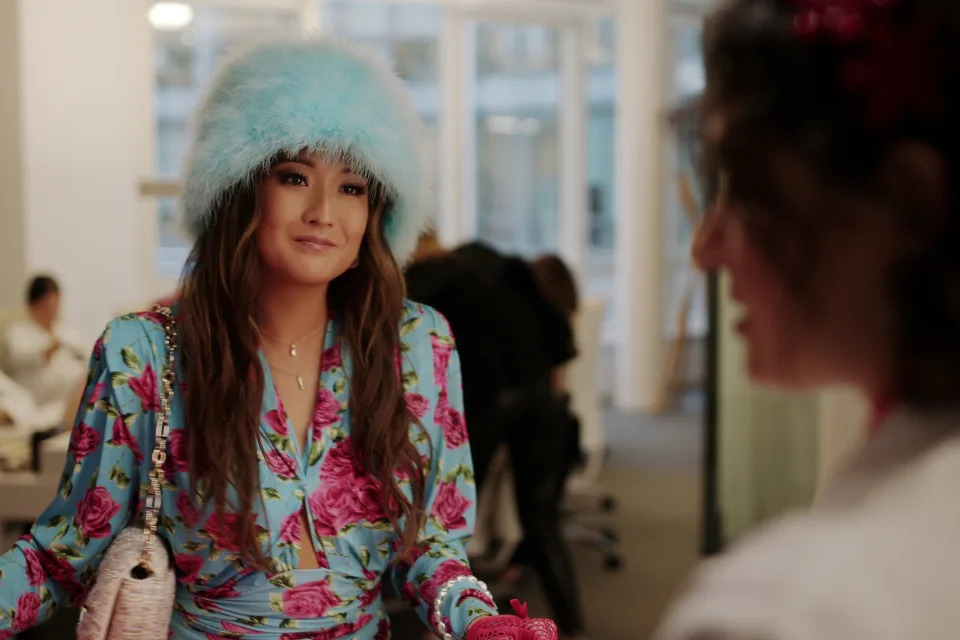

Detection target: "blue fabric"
[0, 302, 495, 639]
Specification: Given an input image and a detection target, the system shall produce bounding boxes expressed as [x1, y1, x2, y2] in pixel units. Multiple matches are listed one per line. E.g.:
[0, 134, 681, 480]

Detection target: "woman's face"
[694, 122, 898, 392]
[694, 193, 818, 387]
[257, 151, 370, 287]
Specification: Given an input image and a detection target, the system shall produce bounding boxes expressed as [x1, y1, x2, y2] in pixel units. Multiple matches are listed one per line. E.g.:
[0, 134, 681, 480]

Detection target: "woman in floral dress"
[0, 37, 557, 640]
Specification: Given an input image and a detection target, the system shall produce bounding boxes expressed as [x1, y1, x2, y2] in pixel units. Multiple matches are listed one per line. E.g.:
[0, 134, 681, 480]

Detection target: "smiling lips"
[294, 235, 336, 251]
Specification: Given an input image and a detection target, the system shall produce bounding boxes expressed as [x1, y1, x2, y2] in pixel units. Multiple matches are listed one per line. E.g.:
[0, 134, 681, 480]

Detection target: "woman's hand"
[466, 600, 558, 640]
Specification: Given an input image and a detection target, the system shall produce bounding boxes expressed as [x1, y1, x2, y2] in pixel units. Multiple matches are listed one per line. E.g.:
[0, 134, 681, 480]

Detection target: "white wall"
[0, 0, 26, 309]
[17, 0, 153, 342]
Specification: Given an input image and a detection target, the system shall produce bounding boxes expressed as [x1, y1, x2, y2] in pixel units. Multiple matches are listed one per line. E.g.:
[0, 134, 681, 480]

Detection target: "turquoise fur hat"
[180, 36, 428, 264]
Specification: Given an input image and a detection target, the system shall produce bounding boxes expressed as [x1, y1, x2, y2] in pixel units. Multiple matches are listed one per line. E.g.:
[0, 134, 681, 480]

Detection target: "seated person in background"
[4, 275, 87, 410]
[0, 369, 38, 427]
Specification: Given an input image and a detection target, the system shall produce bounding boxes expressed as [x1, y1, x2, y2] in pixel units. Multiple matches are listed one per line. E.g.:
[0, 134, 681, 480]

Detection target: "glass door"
[452, 6, 592, 270]
[469, 21, 562, 258]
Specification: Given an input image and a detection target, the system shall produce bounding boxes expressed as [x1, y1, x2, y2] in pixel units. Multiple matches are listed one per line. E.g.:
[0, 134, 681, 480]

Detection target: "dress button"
[294, 488, 305, 500]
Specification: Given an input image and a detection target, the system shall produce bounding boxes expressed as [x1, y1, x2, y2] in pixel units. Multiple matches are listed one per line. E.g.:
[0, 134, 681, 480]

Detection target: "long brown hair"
[178, 176, 426, 569]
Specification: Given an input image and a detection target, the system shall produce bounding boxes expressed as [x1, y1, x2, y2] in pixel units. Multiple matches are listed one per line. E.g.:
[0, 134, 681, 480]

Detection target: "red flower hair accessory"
[791, 0, 944, 127]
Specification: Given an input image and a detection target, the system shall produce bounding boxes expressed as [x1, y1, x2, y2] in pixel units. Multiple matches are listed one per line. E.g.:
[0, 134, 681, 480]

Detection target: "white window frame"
[139, 0, 318, 300]
[445, 5, 597, 283]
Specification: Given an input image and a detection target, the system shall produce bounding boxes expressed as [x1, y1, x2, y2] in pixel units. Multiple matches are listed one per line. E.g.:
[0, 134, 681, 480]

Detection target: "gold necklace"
[259, 323, 326, 358]
[267, 360, 309, 391]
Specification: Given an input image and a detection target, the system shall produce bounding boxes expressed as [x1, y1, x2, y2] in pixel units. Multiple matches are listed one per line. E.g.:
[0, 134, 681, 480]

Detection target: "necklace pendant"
[296, 375, 305, 390]
[289, 345, 297, 357]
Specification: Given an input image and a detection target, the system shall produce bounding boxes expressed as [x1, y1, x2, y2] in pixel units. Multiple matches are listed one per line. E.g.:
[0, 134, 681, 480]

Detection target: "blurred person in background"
[407, 242, 588, 638]
[0, 38, 558, 640]
[656, 1, 960, 638]
[530, 254, 580, 390]
[4, 275, 86, 410]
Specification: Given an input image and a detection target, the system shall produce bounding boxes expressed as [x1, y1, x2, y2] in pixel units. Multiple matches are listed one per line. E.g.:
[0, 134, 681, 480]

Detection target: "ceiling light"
[149, 2, 194, 31]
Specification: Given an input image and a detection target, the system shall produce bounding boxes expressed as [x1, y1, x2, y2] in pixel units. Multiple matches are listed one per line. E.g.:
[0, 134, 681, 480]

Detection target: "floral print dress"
[0, 301, 496, 639]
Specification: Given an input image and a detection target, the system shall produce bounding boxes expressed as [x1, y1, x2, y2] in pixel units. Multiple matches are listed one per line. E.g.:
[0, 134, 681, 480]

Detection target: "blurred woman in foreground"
[657, 0, 960, 638]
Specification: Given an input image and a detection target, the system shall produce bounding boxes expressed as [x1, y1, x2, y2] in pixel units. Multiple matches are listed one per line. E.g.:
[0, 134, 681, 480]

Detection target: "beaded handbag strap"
[138, 304, 177, 570]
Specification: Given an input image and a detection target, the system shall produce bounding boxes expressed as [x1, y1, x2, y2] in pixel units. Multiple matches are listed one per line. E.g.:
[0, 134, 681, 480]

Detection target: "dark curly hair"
[703, 0, 960, 407]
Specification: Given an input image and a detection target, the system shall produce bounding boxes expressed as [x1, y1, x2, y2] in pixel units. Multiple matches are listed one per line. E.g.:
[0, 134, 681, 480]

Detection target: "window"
[473, 22, 561, 258]
[584, 18, 617, 340]
[323, 1, 443, 224]
[152, 4, 303, 277]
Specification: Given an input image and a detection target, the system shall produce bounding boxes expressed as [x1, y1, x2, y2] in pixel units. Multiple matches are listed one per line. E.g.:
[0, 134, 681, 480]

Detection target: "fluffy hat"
[179, 36, 429, 265]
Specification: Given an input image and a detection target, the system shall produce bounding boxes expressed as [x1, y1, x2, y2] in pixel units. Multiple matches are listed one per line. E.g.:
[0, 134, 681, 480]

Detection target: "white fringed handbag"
[75, 305, 178, 640]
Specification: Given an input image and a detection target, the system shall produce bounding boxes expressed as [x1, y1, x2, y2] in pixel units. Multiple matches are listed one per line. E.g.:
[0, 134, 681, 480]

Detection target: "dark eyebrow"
[273, 154, 315, 168]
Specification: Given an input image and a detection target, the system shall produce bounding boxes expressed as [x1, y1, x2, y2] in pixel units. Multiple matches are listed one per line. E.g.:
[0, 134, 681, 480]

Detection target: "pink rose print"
[310, 484, 357, 536]
[35, 544, 83, 603]
[309, 480, 383, 537]
[89, 382, 107, 404]
[204, 511, 243, 552]
[279, 511, 301, 545]
[279, 622, 359, 640]
[177, 492, 201, 528]
[375, 619, 390, 640]
[23, 549, 45, 587]
[0, 630, 15, 640]
[280, 614, 374, 640]
[264, 408, 288, 436]
[164, 429, 189, 474]
[13, 592, 41, 630]
[321, 343, 341, 372]
[91, 333, 105, 359]
[311, 387, 341, 438]
[175, 554, 204, 582]
[221, 620, 257, 634]
[420, 560, 472, 603]
[281, 580, 340, 618]
[108, 416, 143, 465]
[400, 581, 420, 606]
[197, 580, 240, 600]
[431, 482, 472, 531]
[128, 364, 159, 412]
[358, 576, 383, 607]
[196, 597, 221, 614]
[458, 588, 497, 609]
[320, 439, 363, 482]
[265, 449, 298, 480]
[69, 422, 101, 462]
[394, 348, 404, 382]
[394, 464, 413, 482]
[435, 392, 468, 449]
[391, 539, 428, 564]
[430, 334, 454, 387]
[76, 486, 121, 539]
[404, 393, 430, 420]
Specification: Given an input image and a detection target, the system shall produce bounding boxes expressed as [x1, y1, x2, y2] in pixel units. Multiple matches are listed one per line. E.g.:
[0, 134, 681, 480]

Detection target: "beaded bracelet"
[432, 574, 493, 640]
